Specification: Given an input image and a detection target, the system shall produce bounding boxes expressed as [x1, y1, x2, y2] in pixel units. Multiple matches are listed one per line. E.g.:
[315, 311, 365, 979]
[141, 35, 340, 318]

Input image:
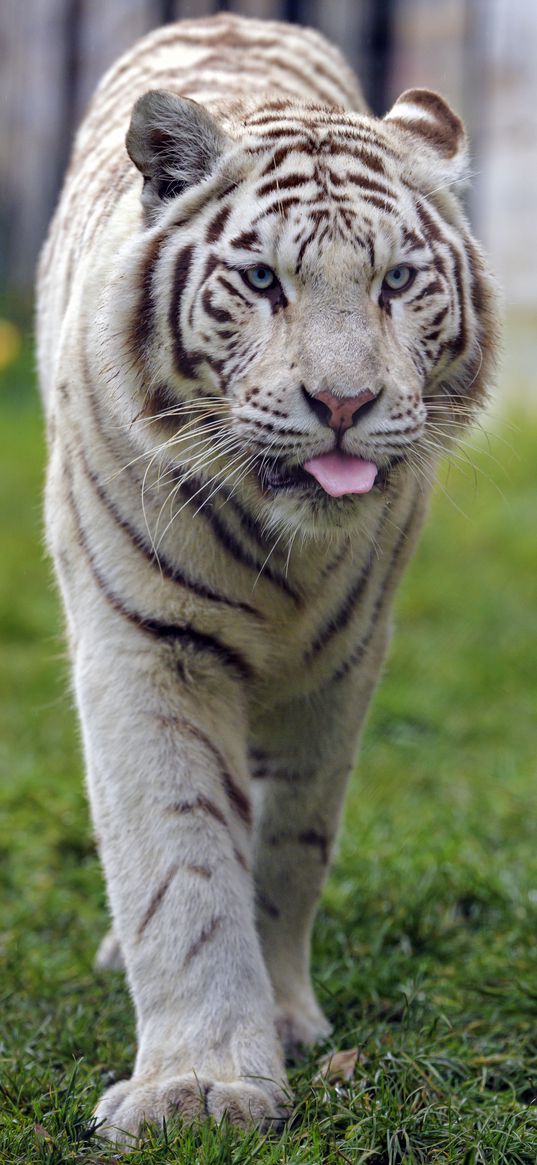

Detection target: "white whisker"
[252, 525, 289, 592]
[154, 444, 250, 549]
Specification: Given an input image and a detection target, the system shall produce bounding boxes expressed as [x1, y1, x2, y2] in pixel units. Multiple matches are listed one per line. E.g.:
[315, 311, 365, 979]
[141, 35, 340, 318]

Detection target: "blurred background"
[1, 0, 536, 402]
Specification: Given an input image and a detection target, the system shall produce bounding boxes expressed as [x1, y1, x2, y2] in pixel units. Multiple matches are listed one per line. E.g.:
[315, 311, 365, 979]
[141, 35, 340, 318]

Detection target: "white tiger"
[36, 12, 499, 1146]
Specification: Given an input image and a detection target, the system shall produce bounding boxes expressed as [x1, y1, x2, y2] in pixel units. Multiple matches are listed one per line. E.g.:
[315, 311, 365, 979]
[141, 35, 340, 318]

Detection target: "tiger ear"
[384, 88, 469, 193]
[126, 89, 230, 221]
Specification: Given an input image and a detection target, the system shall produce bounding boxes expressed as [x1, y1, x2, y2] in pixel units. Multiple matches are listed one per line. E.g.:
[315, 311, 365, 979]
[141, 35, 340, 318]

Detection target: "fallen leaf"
[33, 1123, 53, 1143]
[314, 1047, 360, 1084]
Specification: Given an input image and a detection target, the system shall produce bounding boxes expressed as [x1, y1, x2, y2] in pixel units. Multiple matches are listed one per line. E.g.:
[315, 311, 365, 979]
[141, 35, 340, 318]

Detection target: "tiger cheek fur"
[36, 13, 499, 1146]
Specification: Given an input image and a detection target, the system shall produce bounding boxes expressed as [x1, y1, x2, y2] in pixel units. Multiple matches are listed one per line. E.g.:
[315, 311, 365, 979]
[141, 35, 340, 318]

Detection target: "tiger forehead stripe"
[345, 174, 397, 200]
[256, 173, 311, 197]
[254, 134, 385, 168]
[230, 229, 262, 251]
[255, 195, 303, 220]
[206, 203, 232, 243]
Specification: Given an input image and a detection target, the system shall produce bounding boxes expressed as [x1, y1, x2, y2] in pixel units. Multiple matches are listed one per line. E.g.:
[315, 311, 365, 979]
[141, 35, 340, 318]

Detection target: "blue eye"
[244, 265, 277, 291]
[382, 265, 415, 294]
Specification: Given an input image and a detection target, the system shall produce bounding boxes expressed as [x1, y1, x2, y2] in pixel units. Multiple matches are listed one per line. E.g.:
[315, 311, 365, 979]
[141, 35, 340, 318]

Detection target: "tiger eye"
[382, 265, 415, 294]
[244, 265, 277, 291]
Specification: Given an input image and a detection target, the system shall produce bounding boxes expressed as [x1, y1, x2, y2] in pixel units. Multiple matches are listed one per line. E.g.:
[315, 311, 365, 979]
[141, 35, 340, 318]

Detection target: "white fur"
[36, 13, 497, 1147]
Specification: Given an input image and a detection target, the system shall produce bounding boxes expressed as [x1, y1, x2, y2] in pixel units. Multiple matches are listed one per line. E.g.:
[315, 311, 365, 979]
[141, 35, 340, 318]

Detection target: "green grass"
[1, 338, 537, 1163]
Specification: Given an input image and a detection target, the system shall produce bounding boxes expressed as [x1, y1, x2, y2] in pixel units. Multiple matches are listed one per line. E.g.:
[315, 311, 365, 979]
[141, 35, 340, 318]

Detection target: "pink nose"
[311, 388, 377, 433]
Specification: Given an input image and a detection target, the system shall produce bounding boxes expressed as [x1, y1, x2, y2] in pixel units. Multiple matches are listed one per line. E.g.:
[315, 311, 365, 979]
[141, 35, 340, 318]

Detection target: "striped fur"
[36, 13, 499, 1144]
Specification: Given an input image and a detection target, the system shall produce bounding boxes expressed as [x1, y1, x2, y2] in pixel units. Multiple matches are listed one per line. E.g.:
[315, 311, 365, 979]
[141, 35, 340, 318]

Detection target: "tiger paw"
[275, 998, 332, 1060]
[94, 1072, 290, 1145]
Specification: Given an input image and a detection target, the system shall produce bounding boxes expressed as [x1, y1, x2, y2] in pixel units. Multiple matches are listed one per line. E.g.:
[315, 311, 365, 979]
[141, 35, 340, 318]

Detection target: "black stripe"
[169, 244, 201, 379]
[183, 720, 252, 827]
[257, 892, 280, 919]
[248, 128, 316, 147]
[346, 173, 397, 201]
[430, 306, 449, 328]
[169, 799, 250, 869]
[217, 274, 251, 305]
[129, 230, 168, 369]
[304, 515, 388, 663]
[257, 194, 303, 218]
[202, 286, 233, 324]
[202, 252, 219, 285]
[251, 766, 307, 783]
[465, 237, 485, 317]
[331, 497, 418, 685]
[414, 199, 445, 245]
[245, 112, 310, 128]
[79, 447, 262, 620]
[365, 231, 376, 268]
[445, 242, 468, 362]
[361, 193, 396, 213]
[256, 173, 311, 198]
[80, 361, 299, 606]
[176, 472, 301, 603]
[306, 563, 372, 659]
[295, 225, 318, 273]
[66, 476, 254, 681]
[183, 917, 221, 967]
[320, 542, 351, 578]
[138, 381, 180, 427]
[186, 863, 212, 879]
[230, 228, 262, 251]
[137, 864, 178, 938]
[206, 203, 231, 243]
[167, 795, 228, 829]
[222, 770, 252, 827]
[356, 148, 388, 174]
[408, 280, 443, 304]
[298, 829, 329, 864]
[259, 146, 294, 175]
[402, 226, 426, 249]
[163, 716, 252, 828]
[127, 613, 253, 680]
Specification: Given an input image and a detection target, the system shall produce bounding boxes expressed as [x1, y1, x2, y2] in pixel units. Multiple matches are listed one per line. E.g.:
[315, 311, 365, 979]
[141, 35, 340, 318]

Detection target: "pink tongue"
[303, 452, 378, 497]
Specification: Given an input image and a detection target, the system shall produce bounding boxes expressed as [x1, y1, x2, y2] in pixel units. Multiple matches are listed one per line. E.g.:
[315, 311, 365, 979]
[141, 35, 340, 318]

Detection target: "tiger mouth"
[258, 456, 402, 495]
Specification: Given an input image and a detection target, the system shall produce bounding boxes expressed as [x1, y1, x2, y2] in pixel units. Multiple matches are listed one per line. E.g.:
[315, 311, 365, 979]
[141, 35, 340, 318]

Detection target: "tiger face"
[113, 88, 497, 539]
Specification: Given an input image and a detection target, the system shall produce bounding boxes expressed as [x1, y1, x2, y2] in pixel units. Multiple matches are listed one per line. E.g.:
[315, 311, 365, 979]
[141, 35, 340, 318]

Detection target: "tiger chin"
[36, 11, 499, 1148]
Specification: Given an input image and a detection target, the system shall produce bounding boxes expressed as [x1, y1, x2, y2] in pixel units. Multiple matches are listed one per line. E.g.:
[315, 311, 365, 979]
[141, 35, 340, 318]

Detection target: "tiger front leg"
[75, 629, 288, 1145]
[252, 635, 390, 1059]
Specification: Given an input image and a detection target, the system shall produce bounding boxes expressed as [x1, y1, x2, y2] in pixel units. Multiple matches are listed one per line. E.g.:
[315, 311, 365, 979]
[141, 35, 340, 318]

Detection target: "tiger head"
[115, 87, 499, 539]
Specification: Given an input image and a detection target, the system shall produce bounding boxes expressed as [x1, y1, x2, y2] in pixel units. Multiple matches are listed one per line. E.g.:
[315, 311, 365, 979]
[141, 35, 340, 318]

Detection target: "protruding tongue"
[303, 452, 378, 497]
